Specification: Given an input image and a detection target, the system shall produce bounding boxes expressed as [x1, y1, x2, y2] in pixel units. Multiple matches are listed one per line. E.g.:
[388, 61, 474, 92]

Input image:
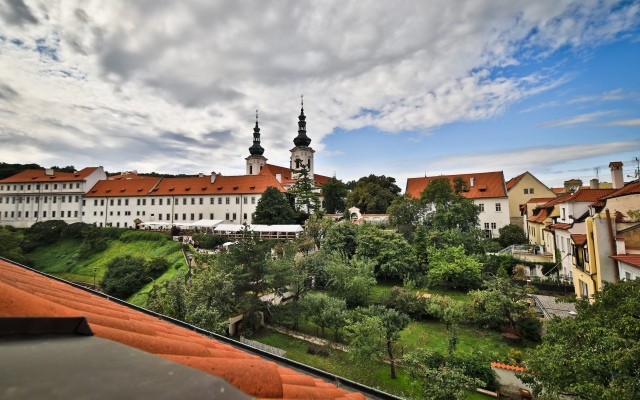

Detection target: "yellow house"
[506, 172, 557, 228]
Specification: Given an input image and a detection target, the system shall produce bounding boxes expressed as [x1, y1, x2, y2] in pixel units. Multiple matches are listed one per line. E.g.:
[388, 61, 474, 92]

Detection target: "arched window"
[249, 165, 253, 174]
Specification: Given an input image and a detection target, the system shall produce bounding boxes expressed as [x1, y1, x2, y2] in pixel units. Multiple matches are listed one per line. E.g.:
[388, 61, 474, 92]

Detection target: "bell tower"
[290, 95, 315, 181]
[246, 110, 267, 175]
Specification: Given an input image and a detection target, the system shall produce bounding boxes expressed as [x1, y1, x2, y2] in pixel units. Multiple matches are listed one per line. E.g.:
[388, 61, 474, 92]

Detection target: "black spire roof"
[249, 110, 264, 156]
[293, 95, 311, 147]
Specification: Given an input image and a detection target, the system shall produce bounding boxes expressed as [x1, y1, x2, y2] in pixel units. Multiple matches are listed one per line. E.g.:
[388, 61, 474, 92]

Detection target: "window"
[27, 185, 31, 190]
[136, 211, 140, 216]
[137, 199, 141, 205]
[76, 183, 80, 188]
[625, 271, 632, 280]
[100, 199, 104, 206]
[190, 213, 195, 220]
[61, 196, 65, 203]
[167, 198, 171, 205]
[20, 185, 24, 190]
[530, 188, 534, 194]
[580, 281, 589, 297]
[117, 199, 122, 206]
[243, 213, 247, 220]
[225, 213, 230, 220]
[183, 198, 187, 205]
[484, 223, 489, 229]
[232, 213, 237, 220]
[218, 197, 222, 204]
[199, 198, 203, 205]
[117, 211, 120, 216]
[142, 199, 146, 206]
[198, 213, 203, 220]
[491, 222, 497, 229]
[11, 211, 14, 218]
[225, 197, 230, 204]
[210, 213, 214, 219]
[94, 199, 97, 206]
[151, 199, 155, 206]
[110, 211, 113, 216]
[82, 200, 85, 206]
[45, 184, 48, 190]
[166, 214, 170, 220]
[109, 199, 113, 206]
[251, 197, 256, 204]
[524, 189, 528, 194]
[478, 203, 484, 212]
[26, 197, 30, 204]
[182, 213, 186, 220]
[18, 211, 21, 218]
[43, 211, 47, 218]
[191, 198, 195, 205]
[52, 211, 56, 218]
[567, 238, 571, 255]
[36, 184, 40, 190]
[562, 208, 566, 220]
[210, 198, 215, 204]
[243, 197, 248, 204]
[236, 197, 240, 204]
[93, 212, 96, 216]
[142, 211, 145, 216]
[158, 214, 162, 220]
[74, 211, 78, 217]
[125, 199, 129, 206]
[495, 203, 501, 212]
[53, 196, 57, 203]
[158, 199, 163, 206]
[62, 184, 66, 189]
[34, 211, 38, 218]
[25, 211, 29, 218]
[174, 213, 178, 220]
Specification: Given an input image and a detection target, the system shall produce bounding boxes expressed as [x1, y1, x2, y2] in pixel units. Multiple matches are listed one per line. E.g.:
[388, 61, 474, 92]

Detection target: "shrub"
[119, 230, 168, 242]
[76, 226, 109, 259]
[380, 286, 427, 319]
[60, 222, 92, 239]
[192, 233, 226, 249]
[100, 254, 170, 300]
[21, 220, 68, 251]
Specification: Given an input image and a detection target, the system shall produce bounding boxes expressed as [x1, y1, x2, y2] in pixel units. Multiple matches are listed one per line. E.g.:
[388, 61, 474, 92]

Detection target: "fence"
[240, 336, 286, 358]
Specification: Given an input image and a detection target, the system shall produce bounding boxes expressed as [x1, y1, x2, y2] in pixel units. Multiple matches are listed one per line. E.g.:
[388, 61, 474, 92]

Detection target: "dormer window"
[250, 186, 255, 190]
[233, 186, 239, 190]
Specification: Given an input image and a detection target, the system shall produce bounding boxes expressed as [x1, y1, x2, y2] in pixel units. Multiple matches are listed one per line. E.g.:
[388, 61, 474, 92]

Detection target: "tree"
[355, 224, 416, 280]
[100, 255, 169, 300]
[253, 187, 296, 224]
[321, 177, 348, 214]
[426, 245, 482, 291]
[519, 278, 640, 399]
[421, 178, 480, 232]
[21, 220, 68, 251]
[302, 293, 347, 340]
[303, 213, 333, 250]
[289, 160, 321, 214]
[387, 195, 426, 241]
[321, 222, 358, 258]
[347, 305, 410, 379]
[498, 224, 528, 248]
[324, 252, 376, 307]
[467, 277, 541, 340]
[346, 174, 401, 214]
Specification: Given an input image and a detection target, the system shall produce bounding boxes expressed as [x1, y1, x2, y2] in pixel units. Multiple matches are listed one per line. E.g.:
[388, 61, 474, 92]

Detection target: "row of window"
[483, 222, 498, 230]
[523, 188, 535, 194]
[91, 196, 258, 207]
[3, 210, 78, 219]
[477, 203, 502, 212]
[0, 196, 80, 204]
[0, 183, 81, 191]
[88, 212, 253, 222]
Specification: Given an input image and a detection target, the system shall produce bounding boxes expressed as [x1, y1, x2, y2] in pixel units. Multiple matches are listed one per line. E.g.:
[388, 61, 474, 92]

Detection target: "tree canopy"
[288, 160, 321, 215]
[321, 177, 348, 214]
[519, 278, 640, 399]
[252, 186, 296, 225]
[498, 224, 528, 248]
[346, 174, 401, 214]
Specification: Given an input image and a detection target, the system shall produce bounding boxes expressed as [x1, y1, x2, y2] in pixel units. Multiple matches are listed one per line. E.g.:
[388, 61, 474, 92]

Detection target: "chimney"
[210, 172, 220, 184]
[564, 179, 582, 193]
[589, 178, 600, 189]
[198, 172, 204, 178]
[470, 177, 475, 188]
[609, 161, 623, 189]
[45, 168, 54, 176]
[276, 173, 282, 183]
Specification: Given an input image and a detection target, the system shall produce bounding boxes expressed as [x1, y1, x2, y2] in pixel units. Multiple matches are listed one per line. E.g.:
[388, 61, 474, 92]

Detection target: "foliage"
[420, 177, 481, 233]
[320, 177, 348, 214]
[404, 348, 493, 399]
[60, 222, 93, 239]
[0, 226, 33, 266]
[321, 222, 358, 258]
[301, 293, 347, 340]
[21, 220, 68, 252]
[467, 277, 541, 340]
[119, 230, 168, 242]
[346, 174, 402, 214]
[303, 214, 333, 250]
[519, 278, 640, 399]
[192, 233, 226, 249]
[498, 224, 528, 248]
[100, 254, 170, 299]
[355, 224, 416, 280]
[76, 226, 110, 259]
[480, 254, 517, 277]
[0, 162, 43, 180]
[324, 252, 377, 307]
[289, 161, 321, 214]
[388, 196, 426, 241]
[426, 245, 482, 291]
[381, 286, 428, 319]
[626, 209, 640, 221]
[347, 305, 410, 379]
[253, 186, 296, 224]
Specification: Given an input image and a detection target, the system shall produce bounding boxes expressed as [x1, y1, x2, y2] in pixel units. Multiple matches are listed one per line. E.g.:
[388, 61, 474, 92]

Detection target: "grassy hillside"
[28, 233, 187, 307]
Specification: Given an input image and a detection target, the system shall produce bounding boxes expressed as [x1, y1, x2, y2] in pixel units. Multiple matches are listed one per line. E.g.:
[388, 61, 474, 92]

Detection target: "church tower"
[290, 96, 315, 181]
[246, 110, 267, 175]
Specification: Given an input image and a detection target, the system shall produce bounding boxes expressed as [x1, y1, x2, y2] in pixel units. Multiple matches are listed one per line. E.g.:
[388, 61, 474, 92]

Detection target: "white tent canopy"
[191, 219, 224, 228]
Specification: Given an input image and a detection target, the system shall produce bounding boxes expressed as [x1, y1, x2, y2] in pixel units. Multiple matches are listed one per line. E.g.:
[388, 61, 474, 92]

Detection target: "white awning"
[191, 219, 224, 228]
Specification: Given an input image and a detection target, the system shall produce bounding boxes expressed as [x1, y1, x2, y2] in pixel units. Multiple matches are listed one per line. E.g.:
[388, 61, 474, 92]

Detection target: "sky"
[1, 0, 639, 192]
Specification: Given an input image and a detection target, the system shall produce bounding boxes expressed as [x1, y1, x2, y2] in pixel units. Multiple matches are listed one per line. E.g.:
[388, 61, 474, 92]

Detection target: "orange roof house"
[0, 259, 369, 399]
[505, 171, 557, 228]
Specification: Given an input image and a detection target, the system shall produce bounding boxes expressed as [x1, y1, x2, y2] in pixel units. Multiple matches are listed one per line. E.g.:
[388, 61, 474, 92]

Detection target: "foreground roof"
[406, 171, 507, 199]
[0, 167, 100, 183]
[0, 259, 366, 400]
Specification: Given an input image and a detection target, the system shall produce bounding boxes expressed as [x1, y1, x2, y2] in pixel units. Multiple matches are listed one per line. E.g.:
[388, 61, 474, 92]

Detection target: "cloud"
[603, 118, 640, 127]
[537, 111, 616, 127]
[0, 1, 639, 176]
[568, 89, 627, 104]
[0, 83, 20, 101]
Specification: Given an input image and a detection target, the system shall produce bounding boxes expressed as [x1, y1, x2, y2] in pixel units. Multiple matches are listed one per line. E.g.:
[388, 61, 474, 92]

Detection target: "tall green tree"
[387, 195, 426, 241]
[253, 186, 296, 225]
[321, 177, 348, 214]
[325, 252, 376, 307]
[346, 174, 401, 214]
[289, 160, 321, 214]
[498, 224, 528, 248]
[426, 245, 482, 291]
[355, 224, 416, 280]
[519, 278, 640, 399]
[321, 222, 359, 258]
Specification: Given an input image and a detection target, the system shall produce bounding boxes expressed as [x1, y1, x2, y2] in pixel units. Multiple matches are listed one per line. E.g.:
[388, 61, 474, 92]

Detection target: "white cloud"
[0, 0, 639, 175]
[537, 111, 616, 127]
[603, 118, 640, 127]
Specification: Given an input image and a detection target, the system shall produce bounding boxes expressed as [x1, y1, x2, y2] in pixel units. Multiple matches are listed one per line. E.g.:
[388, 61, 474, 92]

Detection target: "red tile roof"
[563, 188, 616, 203]
[150, 175, 286, 196]
[610, 254, 640, 269]
[572, 234, 587, 246]
[505, 172, 525, 190]
[259, 163, 330, 186]
[550, 223, 572, 230]
[405, 171, 507, 199]
[490, 362, 526, 373]
[552, 188, 564, 194]
[527, 197, 556, 204]
[85, 177, 162, 197]
[0, 167, 99, 183]
[0, 260, 365, 400]
[597, 181, 640, 201]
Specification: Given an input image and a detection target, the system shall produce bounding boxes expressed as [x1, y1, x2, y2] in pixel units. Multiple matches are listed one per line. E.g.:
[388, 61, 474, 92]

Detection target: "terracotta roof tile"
[528, 208, 550, 223]
[563, 188, 616, 203]
[259, 163, 330, 186]
[152, 175, 285, 195]
[0, 260, 365, 400]
[0, 167, 99, 183]
[505, 172, 526, 190]
[85, 178, 161, 197]
[406, 171, 506, 199]
[490, 362, 526, 373]
[571, 234, 587, 246]
[597, 181, 640, 201]
[527, 197, 556, 204]
[550, 223, 572, 230]
[610, 254, 640, 269]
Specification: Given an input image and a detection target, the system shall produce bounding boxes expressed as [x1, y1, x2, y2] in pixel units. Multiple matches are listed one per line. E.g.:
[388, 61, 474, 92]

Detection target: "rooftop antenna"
[594, 167, 599, 180]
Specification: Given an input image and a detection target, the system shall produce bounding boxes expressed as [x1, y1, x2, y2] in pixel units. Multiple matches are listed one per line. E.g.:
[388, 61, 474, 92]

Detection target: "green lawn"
[252, 328, 494, 399]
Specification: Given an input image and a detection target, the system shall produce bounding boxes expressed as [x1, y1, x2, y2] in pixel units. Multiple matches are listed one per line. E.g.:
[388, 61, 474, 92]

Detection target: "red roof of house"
[405, 171, 507, 199]
[610, 254, 640, 269]
[0, 167, 99, 183]
[572, 234, 587, 246]
[609, 161, 623, 168]
[527, 197, 556, 204]
[552, 187, 564, 194]
[597, 181, 640, 201]
[259, 163, 330, 186]
[0, 259, 365, 400]
[550, 223, 572, 230]
[505, 172, 526, 190]
[149, 175, 285, 196]
[563, 188, 616, 203]
[85, 178, 162, 197]
[108, 172, 153, 180]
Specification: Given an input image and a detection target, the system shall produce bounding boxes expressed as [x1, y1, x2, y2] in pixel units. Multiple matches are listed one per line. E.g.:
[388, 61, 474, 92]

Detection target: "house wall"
[605, 194, 640, 220]
[507, 173, 556, 227]
[619, 262, 640, 281]
[475, 197, 510, 238]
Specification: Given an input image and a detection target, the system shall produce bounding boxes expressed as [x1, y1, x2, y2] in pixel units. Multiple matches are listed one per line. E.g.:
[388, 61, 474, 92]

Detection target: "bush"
[21, 220, 68, 251]
[119, 230, 168, 242]
[60, 222, 92, 239]
[192, 234, 226, 249]
[410, 349, 499, 391]
[100, 254, 170, 300]
[76, 226, 109, 259]
[380, 286, 427, 319]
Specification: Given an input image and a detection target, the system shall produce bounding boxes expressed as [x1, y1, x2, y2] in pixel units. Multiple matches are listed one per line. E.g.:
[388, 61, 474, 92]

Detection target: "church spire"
[248, 109, 264, 156]
[293, 95, 311, 147]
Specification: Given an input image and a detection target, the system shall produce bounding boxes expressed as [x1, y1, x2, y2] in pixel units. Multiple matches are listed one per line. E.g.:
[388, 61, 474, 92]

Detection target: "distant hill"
[0, 162, 200, 180]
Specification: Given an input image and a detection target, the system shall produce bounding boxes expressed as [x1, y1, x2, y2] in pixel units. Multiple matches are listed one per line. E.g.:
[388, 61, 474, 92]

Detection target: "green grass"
[252, 328, 495, 399]
[28, 234, 186, 307]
